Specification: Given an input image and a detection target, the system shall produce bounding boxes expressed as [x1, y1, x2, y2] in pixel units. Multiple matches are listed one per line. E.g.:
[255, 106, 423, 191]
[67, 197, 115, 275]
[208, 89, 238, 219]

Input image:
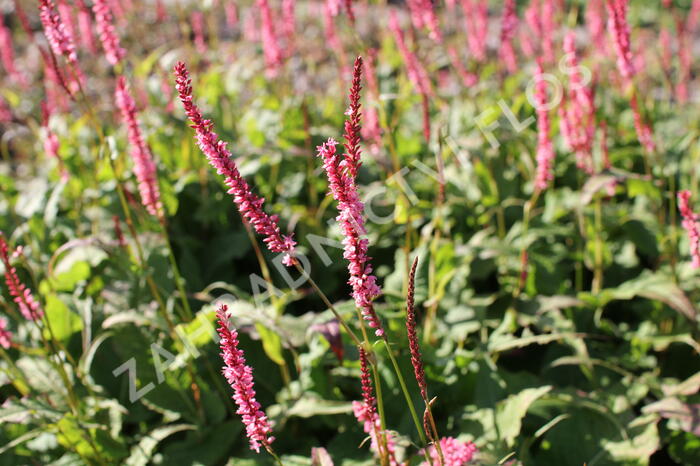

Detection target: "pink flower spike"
[533, 61, 555, 192]
[460, 0, 488, 62]
[678, 191, 700, 268]
[317, 138, 383, 336]
[92, 0, 126, 66]
[174, 62, 296, 266]
[498, 0, 519, 73]
[39, 0, 77, 62]
[352, 348, 397, 464]
[216, 304, 274, 453]
[421, 437, 477, 466]
[76, 0, 98, 53]
[406, 257, 428, 400]
[606, 0, 635, 81]
[0, 317, 12, 349]
[258, 0, 283, 78]
[0, 18, 27, 86]
[115, 76, 162, 217]
[0, 234, 43, 321]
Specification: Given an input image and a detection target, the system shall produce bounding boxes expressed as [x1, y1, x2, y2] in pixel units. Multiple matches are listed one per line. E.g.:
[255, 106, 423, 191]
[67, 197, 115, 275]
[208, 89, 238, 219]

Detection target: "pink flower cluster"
[317, 139, 383, 335]
[258, 0, 283, 77]
[216, 304, 274, 453]
[533, 62, 555, 191]
[678, 191, 700, 268]
[39, 0, 78, 64]
[407, 0, 442, 43]
[406, 258, 427, 399]
[92, 0, 126, 65]
[0, 18, 25, 86]
[461, 0, 489, 62]
[586, 0, 607, 50]
[174, 62, 296, 266]
[0, 235, 43, 321]
[498, 0, 518, 73]
[606, 0, 635, 80]
[0, 316, 11, 349]
[352, 348, 397, 464]
[115, 76, 162, 217]
[559, 33, 596, 174]
[389, 11, 432, 96]
[421, 437, 477, 466]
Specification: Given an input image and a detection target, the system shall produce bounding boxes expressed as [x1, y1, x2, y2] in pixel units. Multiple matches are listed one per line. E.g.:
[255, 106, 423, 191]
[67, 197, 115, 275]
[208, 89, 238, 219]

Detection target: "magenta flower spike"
[216, 304, 274, 453]
[352, 347, 397, 464]
[174, 62, 296, 266]
[0, 316, 11, 349]
[421, 437, 477, 465]
[39, 0, 78, 64]
[0, 235, 43, 321]
[606, 0, 635, 81]
[678, 191, 700, 268]
[406, 258, 427, 400]
[258, 0, 283, 77]
[586, 0, 607, 51]
[498, 0, 519, 73]
[388, 10, 432, 97]
[460, 0, 488, 62]
[533, 61, 555, 192]
[0, 18, 26, 86]
[76, 0, 97, 53]
[559, 32, 595, 174]
[92, 0, 126, 66]
[115, 76, 163, 217]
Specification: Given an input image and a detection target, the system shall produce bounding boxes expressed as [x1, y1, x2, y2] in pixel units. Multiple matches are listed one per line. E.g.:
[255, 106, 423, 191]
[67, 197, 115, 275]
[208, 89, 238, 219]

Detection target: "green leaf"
[125, 423, 195, 466]
[44, 294, 83, 341]
[496, 386, 552, 447]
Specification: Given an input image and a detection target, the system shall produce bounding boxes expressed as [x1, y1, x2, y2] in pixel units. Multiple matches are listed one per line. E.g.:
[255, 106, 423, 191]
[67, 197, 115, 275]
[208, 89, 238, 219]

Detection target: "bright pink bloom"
[606, 0, 635, 80]
[216, 304, 274, 453]
[92, 0, 126, 65]
[76, 0, 97, 53]
[0, 235, 43, 321]
[56, 0, 76, 46]
[258, 0, 283, 77]
[689, 0, 700, 32]
[0, 18, 26, 86]
[115, 76, 162, 217]
[678, 191, 700, 268]
[406, 0, 442, 42]
[388, 11, 432, 96]
[326, 0, 342, 16]
[629, 94, 655, 154]
[460, 0, 488, 61]
[523, 0, 555, 64]
[421, 437, 477, 466]
[533, 61, 555, 191]
[225, 2, 238, 28]
[174, 62, 296, 266]
[281, 0, 296, 46]
[586, 0, 607, 50]
[191, 11, 207, 54]
[0, 317, 11, 349]
[352, 348, 397, 464]
[343, 0, 355, 24]
[498, 0, 519, 73]
[39, 0, 78, 64]
[317, 138, 383, 335]
[323, 0, 347, 74]
[447, 47, 478, 87]
[541, 0, 555, 64]
[559, 32, 595, 174]
[156, 0, 168, 22]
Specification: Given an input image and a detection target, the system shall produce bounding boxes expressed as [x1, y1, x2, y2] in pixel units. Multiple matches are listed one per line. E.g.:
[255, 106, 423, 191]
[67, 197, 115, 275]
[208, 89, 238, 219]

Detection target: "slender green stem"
[381, 338, 427, 444]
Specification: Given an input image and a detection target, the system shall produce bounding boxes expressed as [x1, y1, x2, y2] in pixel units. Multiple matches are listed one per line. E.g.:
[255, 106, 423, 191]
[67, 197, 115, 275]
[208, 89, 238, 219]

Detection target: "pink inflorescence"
[216, 305, 274, 452]
[461, 0, 489, 62]
[422, 437, 477, 466]
[39, 0, 78, 65]
[606, 0, 635, 81]
[174, 62, 296, 266]
[352, 348, 397, 464]
[317, 139, 383, 335]
[389, 10, 432, 97]
[0, 235, 43, 321]
[559, 32, 596, 174]
[115, 76, 162, 217]
[92, 0, 126, 65]
[498, 0, 519, 73]
[678, 191, 700, 268]
[76, 0, 97, 53]
[258, 0, 283, 77]
[533, 61, 555, 191]
[0, 316, 11, 349]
